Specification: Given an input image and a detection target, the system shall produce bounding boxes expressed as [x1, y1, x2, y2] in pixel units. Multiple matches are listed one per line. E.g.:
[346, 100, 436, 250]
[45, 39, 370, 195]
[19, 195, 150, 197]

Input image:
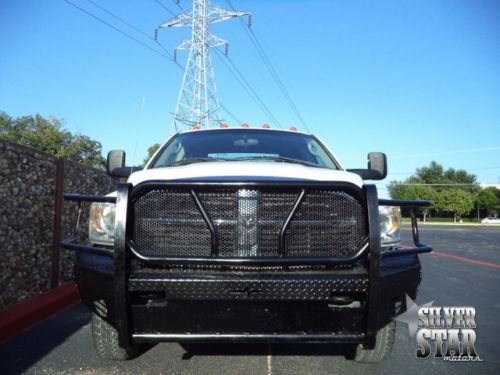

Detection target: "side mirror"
[367, 152, 387, 179]
[106, 150, 142, 178]
[347, 152, 387, 180]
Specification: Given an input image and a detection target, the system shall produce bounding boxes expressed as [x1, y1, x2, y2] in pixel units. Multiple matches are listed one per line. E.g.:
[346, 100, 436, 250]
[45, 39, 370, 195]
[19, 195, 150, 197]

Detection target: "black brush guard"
[63, 181, 432, 348]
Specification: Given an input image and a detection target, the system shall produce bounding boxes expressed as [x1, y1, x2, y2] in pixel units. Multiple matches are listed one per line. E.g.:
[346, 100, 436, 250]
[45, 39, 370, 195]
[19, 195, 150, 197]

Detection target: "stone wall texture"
[0, 139, 118, 309]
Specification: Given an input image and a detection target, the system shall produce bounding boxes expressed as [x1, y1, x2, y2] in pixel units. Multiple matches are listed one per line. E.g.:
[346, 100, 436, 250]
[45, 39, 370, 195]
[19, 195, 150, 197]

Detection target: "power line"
[220, 102, 242, 124]
[68, 0, 241, 130]
[342, 146, 500, 162]
[389, 183, 480, 186]
[64, 0, 240, 129]
[247, 26, 310, 131]
[224, 0, 311, 132]
[64, 0, 172, 61]
[222, 54, 282, 127]
[213, 49, 282, 127]
[152, 0, 177, 17]
[390, 166, 500, 176]
[85, 0, 154, 41]
[392, 146, 500, 159]
[471, 166, 500, 171]
[156, 1, 248, 131]
[84, 0, 180, 66]
[171, 0, 183, 10]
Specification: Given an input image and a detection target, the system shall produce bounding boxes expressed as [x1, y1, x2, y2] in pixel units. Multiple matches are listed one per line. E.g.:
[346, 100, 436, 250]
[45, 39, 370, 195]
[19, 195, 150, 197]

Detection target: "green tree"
[436, 189, 476, 223]
[0, 111, 105, 168]
[387, 183, 438, 222]
[409, 161, 479, 192]
[477, 187, 500, 216]
[143, 143, 161, 166]
[388, 161, 479, 222]
[412, 161, 446, 185]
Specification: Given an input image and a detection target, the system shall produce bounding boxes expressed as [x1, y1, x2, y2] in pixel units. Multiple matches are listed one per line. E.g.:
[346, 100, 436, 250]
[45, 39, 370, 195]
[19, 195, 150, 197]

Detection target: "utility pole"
[156, 0, 248, 132]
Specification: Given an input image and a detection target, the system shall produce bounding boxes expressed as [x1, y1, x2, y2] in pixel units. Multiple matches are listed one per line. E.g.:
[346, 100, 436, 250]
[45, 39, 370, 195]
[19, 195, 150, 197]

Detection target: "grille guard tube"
[114, 183, 131, 348]
[379, 198, 432, 259]
[61, 185, 433, 262]
[130, 181, 369, 262]
[126, 240, 370, 265]
[132, 333, 366, 344]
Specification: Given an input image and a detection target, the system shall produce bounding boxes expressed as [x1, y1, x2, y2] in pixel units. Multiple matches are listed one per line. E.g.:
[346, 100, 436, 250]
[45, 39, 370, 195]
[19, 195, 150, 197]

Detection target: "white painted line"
[267, 343, 273, 375]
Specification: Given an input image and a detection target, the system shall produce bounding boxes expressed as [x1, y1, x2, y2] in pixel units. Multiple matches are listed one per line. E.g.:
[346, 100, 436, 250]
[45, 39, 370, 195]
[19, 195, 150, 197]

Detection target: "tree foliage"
[405, 161, 478, 192]
[388, 161, 480, 221]
[477, 187, 500, 215]
[435, 189, 476, 222]
[143, 143, 161, 166]
[0, 111, 105, 168]
[387, 183, 438, 221]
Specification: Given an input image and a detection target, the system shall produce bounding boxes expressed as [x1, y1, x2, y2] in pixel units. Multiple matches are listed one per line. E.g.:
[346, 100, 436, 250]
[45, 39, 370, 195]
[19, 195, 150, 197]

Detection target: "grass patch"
[402, 217, 480, 224]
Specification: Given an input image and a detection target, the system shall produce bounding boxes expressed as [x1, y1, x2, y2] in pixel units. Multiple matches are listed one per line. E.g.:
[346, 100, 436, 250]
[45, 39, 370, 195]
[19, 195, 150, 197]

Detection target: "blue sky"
[1, 0, 499, 196]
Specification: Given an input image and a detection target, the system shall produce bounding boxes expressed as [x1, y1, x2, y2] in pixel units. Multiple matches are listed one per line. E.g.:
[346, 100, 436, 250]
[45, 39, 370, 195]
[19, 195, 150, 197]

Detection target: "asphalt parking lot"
[1, 225, 499, 374]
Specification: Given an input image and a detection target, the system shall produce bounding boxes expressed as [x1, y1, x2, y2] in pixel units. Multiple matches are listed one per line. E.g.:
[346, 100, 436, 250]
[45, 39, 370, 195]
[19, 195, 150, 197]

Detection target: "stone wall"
[0, 139, 117, 309]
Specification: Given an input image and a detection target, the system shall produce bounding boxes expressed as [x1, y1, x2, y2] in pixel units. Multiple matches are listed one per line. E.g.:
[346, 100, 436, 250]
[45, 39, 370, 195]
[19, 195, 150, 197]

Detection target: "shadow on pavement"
[180, 342, 350, 359]
[0, 304, 90, 375]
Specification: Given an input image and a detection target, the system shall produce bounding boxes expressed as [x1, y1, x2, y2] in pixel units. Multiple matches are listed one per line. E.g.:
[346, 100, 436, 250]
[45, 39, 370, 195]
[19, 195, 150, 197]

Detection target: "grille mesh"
[198, 190, 298, 257]
[132, 187, 366, 259]
[285, 191, 366, 257]
[133, 190, 211, 257]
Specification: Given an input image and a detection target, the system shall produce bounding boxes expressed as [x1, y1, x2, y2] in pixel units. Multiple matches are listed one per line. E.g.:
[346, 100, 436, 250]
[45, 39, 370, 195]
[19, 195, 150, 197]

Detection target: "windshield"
[150, 129, 339, 169]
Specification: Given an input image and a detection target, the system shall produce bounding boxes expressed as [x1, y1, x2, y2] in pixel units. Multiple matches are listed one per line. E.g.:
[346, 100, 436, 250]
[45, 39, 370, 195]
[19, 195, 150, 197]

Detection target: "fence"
[0, 140, 117, 309]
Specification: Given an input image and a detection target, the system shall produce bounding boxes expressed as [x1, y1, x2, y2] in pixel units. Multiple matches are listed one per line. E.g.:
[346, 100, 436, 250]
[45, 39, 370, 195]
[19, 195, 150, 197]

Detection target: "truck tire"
[91, 300, 139, 361]
[354, 321, 395, 363]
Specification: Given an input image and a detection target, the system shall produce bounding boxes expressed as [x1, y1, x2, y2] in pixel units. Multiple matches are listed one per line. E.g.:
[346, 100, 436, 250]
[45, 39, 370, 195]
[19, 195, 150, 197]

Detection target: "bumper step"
[128, 272, 368, 301]
[132, 332, 366, 343]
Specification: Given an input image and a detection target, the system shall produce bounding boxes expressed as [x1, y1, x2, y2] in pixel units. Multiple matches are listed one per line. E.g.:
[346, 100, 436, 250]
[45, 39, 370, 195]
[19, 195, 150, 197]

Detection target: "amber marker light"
[241, 123, 250, 128]
[262, 124, 270, 128]
[289, 126, 298, 131]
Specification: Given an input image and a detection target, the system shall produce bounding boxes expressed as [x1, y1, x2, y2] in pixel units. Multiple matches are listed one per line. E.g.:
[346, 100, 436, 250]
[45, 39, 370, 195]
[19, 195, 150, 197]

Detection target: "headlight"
[379, 206, 401, 247]
[89, 202, 116, 246]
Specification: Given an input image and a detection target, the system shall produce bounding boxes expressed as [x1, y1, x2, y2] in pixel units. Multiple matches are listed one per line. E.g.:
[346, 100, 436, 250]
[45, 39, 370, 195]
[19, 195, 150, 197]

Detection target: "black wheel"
[91, 300, 139, 361]
[354, 321, 395, 363]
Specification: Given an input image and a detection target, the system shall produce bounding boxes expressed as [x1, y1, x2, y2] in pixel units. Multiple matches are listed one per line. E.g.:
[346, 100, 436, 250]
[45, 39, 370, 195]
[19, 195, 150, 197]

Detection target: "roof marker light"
[192, 124, 200, 130]
[241, 123, 250, 128]
[220, 123, 229, 128]
[262, 124, 270, 128]
[289, 126, 298, 131]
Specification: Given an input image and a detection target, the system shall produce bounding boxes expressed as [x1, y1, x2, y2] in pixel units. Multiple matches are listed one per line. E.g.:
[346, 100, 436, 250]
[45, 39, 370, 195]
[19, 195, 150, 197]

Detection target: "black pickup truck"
[62, 127, 431, 362]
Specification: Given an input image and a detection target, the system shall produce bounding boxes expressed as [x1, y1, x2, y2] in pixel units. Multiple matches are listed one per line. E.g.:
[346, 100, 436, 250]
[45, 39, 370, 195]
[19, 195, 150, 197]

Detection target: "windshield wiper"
[159, 158, 222, 167]
[231, 156, 323, 168]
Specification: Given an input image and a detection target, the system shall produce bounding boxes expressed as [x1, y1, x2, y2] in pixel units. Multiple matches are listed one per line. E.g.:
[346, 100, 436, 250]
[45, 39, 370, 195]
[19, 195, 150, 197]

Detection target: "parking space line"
[267, 343, 273, 375]
[400, 244, 500, 269]
[430, 251, 500, 269]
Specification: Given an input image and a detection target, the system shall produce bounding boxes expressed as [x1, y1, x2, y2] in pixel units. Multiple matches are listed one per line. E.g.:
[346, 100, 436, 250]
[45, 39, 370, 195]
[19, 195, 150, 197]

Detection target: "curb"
[0, 282, 81, 343]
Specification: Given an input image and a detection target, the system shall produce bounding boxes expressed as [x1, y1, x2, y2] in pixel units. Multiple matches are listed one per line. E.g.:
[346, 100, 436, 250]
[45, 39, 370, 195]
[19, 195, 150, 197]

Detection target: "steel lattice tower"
[156, 0, 247, 131]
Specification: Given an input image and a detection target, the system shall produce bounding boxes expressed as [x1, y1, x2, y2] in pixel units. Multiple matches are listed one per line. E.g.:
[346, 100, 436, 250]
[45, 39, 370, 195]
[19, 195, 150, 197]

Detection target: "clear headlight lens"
[379, 206, 401, 247]
[89, 202, 116, 246]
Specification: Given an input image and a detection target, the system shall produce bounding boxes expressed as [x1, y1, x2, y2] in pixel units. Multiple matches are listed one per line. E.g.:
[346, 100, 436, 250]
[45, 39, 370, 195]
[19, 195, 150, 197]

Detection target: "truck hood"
[127, 161, 363, 187]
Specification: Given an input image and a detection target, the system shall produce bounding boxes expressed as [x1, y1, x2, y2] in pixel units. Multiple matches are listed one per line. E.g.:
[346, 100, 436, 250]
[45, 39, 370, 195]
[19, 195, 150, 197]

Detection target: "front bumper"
[64, 182, 431, 347]
[74, 250, 421, 345]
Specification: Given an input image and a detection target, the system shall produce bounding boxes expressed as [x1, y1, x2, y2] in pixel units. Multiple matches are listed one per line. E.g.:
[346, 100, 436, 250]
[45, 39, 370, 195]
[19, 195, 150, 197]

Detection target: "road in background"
[1, 225, 499, 374]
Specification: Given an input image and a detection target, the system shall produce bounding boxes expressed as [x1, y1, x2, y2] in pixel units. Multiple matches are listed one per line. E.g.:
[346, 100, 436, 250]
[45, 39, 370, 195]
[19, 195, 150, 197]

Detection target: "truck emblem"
[237, 189, 259, 256]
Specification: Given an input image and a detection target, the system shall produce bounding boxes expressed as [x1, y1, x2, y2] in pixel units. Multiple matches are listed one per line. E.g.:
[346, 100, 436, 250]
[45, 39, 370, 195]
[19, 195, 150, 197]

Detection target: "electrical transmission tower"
[156, 0, 248, 131]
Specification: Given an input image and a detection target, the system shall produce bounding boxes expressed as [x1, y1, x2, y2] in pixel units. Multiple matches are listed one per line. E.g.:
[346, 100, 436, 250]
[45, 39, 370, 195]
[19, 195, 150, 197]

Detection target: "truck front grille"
[132, 187, 367, 259]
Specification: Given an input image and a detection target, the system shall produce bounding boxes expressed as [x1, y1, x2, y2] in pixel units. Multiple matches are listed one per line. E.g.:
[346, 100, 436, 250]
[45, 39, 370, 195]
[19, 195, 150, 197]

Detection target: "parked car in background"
[481, 217, 500, 224]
